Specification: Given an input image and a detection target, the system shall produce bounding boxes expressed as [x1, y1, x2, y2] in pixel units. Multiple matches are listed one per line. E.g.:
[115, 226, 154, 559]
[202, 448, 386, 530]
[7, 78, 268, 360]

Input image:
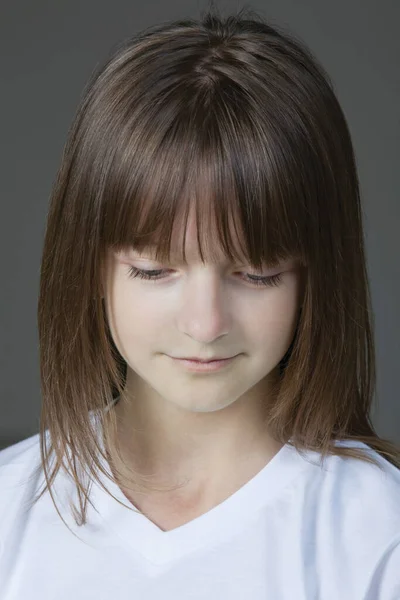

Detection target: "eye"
[126, 266, 283, 288]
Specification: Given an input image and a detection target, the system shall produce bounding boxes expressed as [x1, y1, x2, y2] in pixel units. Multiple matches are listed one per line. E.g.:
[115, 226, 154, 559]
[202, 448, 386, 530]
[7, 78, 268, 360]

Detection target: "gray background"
[0, 0, 399, 449]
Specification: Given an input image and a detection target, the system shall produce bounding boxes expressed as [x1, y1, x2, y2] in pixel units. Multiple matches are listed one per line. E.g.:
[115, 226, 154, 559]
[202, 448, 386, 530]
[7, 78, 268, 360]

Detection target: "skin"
[102, 208, 304, 530]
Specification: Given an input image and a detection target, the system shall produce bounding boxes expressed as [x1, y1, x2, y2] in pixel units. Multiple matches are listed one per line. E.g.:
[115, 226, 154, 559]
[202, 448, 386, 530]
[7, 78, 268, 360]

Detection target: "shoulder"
[0, 432, 41, 468]
[0, 432, 43, 485]
[286, 439, 400, 597]
[0, 433, 43, 522]
[321, 440, 400, 513]
[300, 440, 400, 533]
[296, 439, 400, 595]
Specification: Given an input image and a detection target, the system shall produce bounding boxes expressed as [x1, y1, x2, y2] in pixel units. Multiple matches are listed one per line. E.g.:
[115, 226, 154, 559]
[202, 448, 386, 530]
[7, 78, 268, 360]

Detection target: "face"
[103, 211, 304, 415]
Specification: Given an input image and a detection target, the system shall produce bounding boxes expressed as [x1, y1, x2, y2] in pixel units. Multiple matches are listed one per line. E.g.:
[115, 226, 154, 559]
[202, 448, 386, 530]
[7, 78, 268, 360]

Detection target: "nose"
[176, 272, 231, 343]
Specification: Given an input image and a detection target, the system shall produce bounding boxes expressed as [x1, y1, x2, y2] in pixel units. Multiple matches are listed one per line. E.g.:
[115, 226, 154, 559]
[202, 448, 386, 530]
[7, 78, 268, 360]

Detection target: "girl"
[1, 4, 399, 599]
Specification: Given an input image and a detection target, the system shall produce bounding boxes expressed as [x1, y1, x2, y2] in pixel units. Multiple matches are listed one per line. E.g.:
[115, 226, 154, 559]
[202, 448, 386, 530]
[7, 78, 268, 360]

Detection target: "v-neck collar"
[85, 398, 306, 566]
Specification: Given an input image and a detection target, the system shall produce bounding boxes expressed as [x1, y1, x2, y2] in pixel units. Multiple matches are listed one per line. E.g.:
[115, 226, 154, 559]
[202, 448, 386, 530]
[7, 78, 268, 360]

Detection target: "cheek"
[244, 286, 300, 351]
[110, 280, 166, 351]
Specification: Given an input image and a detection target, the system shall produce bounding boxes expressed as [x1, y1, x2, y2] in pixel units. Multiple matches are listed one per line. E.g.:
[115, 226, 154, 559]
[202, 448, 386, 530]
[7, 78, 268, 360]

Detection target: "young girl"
[1, 5, 399, 599]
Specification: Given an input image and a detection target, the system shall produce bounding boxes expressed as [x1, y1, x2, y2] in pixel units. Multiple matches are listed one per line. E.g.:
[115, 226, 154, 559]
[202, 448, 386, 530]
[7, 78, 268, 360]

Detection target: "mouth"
[170, 355, 240, 372]
[176, 356, 236, 363]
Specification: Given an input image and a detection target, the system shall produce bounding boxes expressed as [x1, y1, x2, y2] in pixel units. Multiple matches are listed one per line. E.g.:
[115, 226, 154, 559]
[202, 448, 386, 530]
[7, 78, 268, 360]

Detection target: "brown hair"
[33, 3, 400, 532]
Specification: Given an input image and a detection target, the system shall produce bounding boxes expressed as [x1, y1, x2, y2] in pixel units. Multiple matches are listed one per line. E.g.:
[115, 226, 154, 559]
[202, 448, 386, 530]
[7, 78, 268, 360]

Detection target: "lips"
[172, 355, 238, 372]
[177, 356, 233, 363]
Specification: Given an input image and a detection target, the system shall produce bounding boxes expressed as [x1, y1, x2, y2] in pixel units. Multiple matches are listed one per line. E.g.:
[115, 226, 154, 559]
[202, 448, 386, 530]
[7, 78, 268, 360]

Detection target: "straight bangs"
[99, 77, 307, 273]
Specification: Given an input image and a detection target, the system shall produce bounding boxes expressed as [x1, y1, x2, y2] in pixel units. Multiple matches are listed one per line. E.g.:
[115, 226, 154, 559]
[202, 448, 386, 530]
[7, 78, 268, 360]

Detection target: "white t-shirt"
[0, 404, 399, 599]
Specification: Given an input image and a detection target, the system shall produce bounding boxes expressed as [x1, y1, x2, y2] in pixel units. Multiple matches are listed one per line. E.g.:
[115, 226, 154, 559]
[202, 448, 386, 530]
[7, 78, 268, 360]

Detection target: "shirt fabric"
[1, 400, 399, 599]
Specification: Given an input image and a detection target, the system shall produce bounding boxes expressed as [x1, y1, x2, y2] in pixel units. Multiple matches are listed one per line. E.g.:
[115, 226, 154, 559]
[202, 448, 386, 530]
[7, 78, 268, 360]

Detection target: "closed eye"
[126, 266, 284, 288]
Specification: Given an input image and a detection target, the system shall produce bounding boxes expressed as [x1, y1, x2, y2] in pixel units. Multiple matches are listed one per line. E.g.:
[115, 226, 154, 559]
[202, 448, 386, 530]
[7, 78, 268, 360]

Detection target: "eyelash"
[126, 266, 284, 288]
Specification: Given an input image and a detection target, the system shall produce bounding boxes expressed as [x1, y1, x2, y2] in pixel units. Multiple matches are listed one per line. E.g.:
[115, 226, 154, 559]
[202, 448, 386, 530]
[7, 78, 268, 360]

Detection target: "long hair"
[33, 4, 400, 531]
